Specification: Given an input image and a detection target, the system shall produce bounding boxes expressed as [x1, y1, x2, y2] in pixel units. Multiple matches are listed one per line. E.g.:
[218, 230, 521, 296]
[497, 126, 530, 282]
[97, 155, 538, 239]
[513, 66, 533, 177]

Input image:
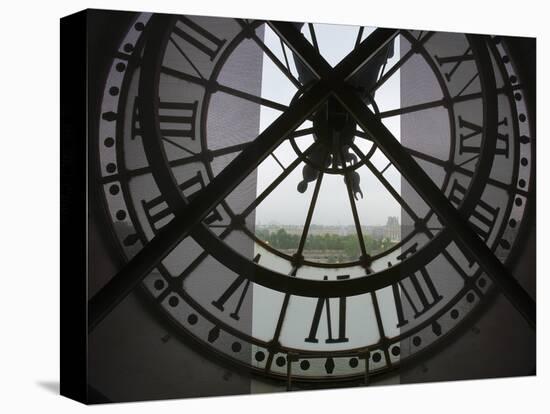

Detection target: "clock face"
[96, 14, 534, 382]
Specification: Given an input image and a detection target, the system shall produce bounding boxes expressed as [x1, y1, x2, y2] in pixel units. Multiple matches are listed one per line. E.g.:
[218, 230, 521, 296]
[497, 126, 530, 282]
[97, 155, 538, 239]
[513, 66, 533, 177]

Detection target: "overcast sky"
[254, 23, 402, 226]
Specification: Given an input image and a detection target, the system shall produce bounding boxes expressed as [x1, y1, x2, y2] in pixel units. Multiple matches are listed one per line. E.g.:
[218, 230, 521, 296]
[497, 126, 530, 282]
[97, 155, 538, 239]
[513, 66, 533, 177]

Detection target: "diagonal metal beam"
[273, 22, 535, 328]
[337, 87, 535, 328]
[274, 23, 536, 329]
[89, 88, 329, 333]
[269, 22, 398, 82]
[89, 18, 399, 331]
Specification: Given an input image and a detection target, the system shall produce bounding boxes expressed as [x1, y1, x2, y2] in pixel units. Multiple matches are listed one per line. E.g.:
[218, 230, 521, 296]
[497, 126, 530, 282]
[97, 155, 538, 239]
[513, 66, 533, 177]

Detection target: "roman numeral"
[305, 275, 349, 344]
[449, 179, 500, 242]
[392, 244, 443, 328]
[434, 46, 474, 82]
[211, 254, 260, 320]
[132, 98, 198, 142]
[141, 171, 222, 233]
[172, 17, 227, 61]
[458, 116, 510, 158]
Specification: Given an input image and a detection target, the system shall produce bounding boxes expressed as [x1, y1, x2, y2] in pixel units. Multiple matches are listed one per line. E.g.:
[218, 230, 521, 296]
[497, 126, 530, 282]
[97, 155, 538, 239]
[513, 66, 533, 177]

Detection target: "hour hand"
[345, 171, 363, 200]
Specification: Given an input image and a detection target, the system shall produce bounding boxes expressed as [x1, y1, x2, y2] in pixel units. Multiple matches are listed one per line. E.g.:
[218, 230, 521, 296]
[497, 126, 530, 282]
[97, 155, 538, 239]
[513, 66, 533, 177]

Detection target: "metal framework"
[90, 15, 535, 346]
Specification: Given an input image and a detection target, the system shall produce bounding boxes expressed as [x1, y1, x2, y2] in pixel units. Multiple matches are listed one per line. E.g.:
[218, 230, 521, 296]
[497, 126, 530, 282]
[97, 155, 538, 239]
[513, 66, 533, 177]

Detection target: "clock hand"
[345, 171, 363, 200]
[296, 145, 326, 193]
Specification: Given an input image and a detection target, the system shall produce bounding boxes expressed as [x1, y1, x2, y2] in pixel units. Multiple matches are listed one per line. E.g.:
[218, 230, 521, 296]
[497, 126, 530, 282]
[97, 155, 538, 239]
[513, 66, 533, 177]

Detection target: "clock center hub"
[312, 97, 357, 152]
[296, 97, 363, 198]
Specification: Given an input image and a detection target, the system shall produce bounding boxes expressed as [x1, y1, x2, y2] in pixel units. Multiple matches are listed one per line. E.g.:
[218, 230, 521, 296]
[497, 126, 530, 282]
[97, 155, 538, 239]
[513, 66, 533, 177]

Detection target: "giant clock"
[93, 13, 535, 385]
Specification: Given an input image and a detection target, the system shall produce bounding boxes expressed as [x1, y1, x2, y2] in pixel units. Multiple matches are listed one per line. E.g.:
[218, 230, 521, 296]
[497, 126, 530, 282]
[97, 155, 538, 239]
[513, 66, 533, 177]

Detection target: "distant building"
[384, 216, 400, 242]
[257, 217, 401, 242]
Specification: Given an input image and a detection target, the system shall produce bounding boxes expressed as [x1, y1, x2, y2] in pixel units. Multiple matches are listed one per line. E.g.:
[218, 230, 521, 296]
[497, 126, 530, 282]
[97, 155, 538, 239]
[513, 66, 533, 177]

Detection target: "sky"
[254, 23, 403, 226]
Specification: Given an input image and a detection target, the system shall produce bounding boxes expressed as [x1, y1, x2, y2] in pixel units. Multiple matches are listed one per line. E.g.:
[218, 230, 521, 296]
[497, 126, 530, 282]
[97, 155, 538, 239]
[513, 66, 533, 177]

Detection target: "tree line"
[255, 228, 395, 258]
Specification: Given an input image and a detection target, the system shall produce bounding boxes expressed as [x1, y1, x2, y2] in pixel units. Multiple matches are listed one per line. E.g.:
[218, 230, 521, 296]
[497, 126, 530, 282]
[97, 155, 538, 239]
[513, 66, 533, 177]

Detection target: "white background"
[0, 0, 547, 412]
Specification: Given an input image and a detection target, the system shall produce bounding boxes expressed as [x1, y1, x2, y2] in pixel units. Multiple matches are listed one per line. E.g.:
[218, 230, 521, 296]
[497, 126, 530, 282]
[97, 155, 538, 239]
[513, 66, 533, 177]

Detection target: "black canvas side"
[60, 9, 88, 404]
